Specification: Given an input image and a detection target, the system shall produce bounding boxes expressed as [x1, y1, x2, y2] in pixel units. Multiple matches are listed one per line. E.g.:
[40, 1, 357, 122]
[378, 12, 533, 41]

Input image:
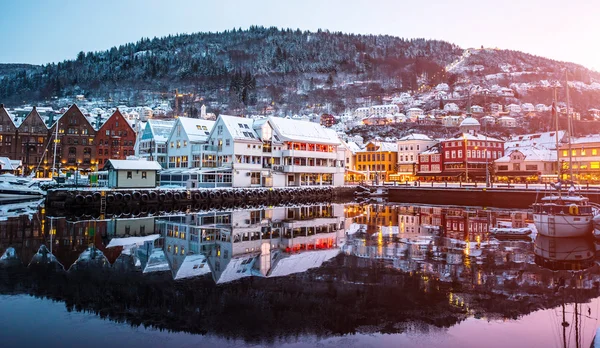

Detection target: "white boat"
[532, 194, 595, 238]
[0, 172, 45, 201]
[490, 226, 532, 238]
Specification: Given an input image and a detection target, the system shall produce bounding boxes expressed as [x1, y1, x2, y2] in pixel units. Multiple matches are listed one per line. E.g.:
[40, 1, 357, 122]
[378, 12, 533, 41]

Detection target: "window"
[106, 130, 110, 135]
[498, 165, 508, 171]
[127, 171, 132, 179]
[581, 149, 586, 156]
[142, 171, 147, 179]
[562, 150, 568, 157]
[526, 165, 537, 171]
[593, 149, 598, 156]
[217, 125, 223, 134]
[226, 139, 230, 146]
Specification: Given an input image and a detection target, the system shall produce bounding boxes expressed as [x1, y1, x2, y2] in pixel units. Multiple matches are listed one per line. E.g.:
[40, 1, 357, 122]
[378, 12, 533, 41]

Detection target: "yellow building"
[354, 141, 398, 183]
[558, 136, 600, 183]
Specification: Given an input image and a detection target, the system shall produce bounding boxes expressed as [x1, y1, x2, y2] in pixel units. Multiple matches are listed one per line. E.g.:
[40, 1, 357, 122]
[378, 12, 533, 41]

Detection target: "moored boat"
[532, 193, 595, 238]
[490, 226, 532, 238]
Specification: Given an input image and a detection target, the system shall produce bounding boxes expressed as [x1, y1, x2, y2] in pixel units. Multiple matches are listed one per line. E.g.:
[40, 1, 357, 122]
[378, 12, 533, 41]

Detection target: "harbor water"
[1, 200, 599, 347]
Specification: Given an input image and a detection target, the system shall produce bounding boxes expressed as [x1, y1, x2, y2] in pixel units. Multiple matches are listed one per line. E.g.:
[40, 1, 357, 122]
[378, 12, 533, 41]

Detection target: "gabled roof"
[141, 119, 175, 142]
[172, 117, 215, 143]
[268, 116, 340, 145]
[364, 141, 397, 152]
[496, 147, 556, 163]
[97, 109, 135, 133]
[268, 249, 339, 278]
[0, 105, 16, 128]
[174, 254, 211, 280]
[53, 104, 95, 131]
[18, 108, 47, 131]
[103, 159, 162, 171]
[504, 131, 565, 151]
[216, 114, 260, 142]
[399, 133, 435, 141]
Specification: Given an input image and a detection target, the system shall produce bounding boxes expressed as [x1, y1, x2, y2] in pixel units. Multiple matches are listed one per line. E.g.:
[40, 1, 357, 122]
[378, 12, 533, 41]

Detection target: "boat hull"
[533, 213, 592, 237]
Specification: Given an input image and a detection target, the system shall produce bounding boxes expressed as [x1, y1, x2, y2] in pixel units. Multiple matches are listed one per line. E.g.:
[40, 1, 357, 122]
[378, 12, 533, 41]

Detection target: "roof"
[460, 117, 480, 126]
[268, 116, 341, 145]
[143, 119, 175, 142]
[268, 249, 339, 278]
[0, 157, 16, 170]
[399, 133, 434, 141]
[218, 115, 261, 142]
[504, 131, 565, 151]
[174, 254, 211, 280]
[570, 134, 600, 145]
[495, 147, 556, 163]
[103, 159, 162, 171]
[445, 133, 503, 142]
[365, 141, 397, 152]
[175, 117, 215, 143]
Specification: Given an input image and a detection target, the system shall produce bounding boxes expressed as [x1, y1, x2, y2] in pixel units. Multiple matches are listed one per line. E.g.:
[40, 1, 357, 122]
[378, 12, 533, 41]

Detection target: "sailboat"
[532, 72, 597, 237]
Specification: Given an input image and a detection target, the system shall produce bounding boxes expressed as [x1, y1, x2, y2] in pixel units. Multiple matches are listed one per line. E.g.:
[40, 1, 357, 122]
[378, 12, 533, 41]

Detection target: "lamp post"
[463, 135, 468, 182]
[75, 161, 80, 187]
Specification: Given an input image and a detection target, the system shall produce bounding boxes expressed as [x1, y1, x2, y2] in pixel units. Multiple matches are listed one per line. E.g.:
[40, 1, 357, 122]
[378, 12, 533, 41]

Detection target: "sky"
[0, 0, 598, 70]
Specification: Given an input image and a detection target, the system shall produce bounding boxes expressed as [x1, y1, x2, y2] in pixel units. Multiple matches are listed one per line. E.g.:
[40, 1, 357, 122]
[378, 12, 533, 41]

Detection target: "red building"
[95, 109, 136, 166]
[0, 105, 17, 161]
[320, 114, 336, 127]
[417, 144, 443, 180]
[440, 133, 504, 181]
[47, 104, 97, 175]
[16, 107, 50, 176]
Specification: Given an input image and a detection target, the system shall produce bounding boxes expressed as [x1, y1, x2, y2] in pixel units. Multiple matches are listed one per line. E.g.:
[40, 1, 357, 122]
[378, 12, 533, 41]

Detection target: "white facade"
[354, 104, 399, 118]
[406, 107, 424, 120]
[136, 120, 175, 168]
[506, 104, 522, 113]
[397, 134, 438, 176]
[442, 115, 463, 127]
[104, 159, 162, 188]
[166, 117, 215, 169]
[497, 116, 517, 128]
[443, 103, 459, 112]
[470, 105, 484, 113]
[521, 103, 535, 112]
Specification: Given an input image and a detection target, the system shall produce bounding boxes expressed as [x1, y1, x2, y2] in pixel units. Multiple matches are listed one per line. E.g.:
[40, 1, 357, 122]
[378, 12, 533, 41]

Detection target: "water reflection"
[1, 201, 600, 346]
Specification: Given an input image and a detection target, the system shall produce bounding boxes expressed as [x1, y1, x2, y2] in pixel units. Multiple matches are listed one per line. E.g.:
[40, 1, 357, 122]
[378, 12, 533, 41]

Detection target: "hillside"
[1, 26, 599, 114]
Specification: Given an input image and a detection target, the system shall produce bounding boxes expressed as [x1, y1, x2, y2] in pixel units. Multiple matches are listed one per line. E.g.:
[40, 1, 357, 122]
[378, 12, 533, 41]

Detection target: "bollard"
[526, 183, 528, 189]
[431, 181, 434, 188]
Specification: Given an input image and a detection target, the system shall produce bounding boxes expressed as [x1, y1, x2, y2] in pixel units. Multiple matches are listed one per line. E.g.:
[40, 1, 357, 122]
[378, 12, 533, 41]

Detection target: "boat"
[0, 174, 45, 201]
[490, 226, 532, 238]
[532, 75, 595, 238]
[532, 193, 595, 237]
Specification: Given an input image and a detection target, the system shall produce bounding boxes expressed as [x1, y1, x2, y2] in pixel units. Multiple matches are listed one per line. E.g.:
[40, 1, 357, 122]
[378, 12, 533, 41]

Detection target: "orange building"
[354, 141, 398, 183]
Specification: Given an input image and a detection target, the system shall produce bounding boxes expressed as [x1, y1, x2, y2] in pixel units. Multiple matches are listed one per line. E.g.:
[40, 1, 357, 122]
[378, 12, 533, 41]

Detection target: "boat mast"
[51, 119, 59, 179]
[554, 85, 560, 180]
[566, 69, 573, 182]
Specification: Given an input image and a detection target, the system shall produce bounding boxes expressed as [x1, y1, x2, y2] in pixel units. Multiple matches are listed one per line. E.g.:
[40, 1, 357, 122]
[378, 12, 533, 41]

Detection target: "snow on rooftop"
[143, 249, 170, 273]
[219, 115, 261, 141]
[106, 234, 160, 248]
[268, 249, 340, 278]
[147, 119, 176, 142]
[214, 253, 260, 284]
[176, 117, 215, 143]
[504, 131, 565, 151]
[496, 146, 556, 163]
[399, 133, 434, 141]
[104, 159, 162, 171]
[174, 254, 211, 280]
[268, 116, 341, 145]
[446, 133, 502, 142]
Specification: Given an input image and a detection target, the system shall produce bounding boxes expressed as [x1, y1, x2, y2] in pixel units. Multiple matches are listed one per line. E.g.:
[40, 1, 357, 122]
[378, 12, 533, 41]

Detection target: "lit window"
[593, 149, 598, 156]
[562, 150, 568, 157]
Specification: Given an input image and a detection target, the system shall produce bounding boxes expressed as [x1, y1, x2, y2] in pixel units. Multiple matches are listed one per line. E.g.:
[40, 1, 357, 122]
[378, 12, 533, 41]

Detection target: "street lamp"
[75, 161, 80, 187]
[463, 134, 468, 182]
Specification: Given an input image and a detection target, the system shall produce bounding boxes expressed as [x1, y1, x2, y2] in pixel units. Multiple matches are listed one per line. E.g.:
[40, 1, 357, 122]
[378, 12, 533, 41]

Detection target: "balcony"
[283, 165, 344, 174]
[282, 149, 337, 159]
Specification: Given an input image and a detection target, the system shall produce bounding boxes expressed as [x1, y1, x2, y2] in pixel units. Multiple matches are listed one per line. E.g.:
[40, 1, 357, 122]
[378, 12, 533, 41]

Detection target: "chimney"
[0, 104, 3, 108]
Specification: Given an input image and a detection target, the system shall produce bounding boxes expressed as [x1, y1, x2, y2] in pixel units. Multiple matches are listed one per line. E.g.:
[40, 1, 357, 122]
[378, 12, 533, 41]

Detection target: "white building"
[480, 115, 496, 127]
[354, 104, 400, 118]
[470, 105, 484, 114]
[504, 131, 566, 152]
[103, 159, 162, 188]
[521, 103, 535, 113]
[497, 116, 517, 128]
[459, 116, 481, 133]
[506, 104, 522, 113]
[405, 107, 424, 120]
[443, 103, 459, 112]
[166, 117, 215, 169]
[396, 134, 438, 181]
[442, 115, 463, 127]
[136, 119, 175, 168]
[197, 115, 345, 188]
[535, 104, 549, 112]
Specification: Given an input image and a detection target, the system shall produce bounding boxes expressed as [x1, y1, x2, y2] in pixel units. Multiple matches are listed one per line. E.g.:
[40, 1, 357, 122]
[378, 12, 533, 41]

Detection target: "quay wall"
[386, 187, 600, 209]
[46, 186, 357, 218]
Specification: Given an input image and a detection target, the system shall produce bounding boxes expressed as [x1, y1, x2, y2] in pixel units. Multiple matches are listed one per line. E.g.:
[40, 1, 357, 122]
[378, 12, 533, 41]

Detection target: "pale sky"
[1, 0, 598, 70]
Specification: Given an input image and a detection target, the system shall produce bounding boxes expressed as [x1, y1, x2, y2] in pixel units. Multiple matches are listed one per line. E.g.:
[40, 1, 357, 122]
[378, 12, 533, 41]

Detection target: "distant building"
[471, 105, 484, 114]
[497, 116, 517, 128]
[406, 107, 424, 120]
[459, 116, 481, 133]
[320, 114, 336, 127]
[442, 115, 463, 127]
[395, 134, 438, 181]
[354, 141, 397, 183]
[103, 159, 162, 188]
